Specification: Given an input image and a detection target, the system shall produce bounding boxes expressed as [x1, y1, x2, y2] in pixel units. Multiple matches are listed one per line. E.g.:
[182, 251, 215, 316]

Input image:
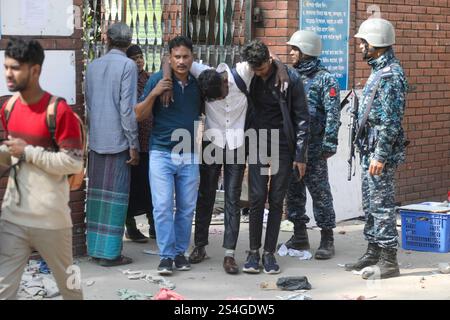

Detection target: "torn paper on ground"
[277, 244, 312, 260]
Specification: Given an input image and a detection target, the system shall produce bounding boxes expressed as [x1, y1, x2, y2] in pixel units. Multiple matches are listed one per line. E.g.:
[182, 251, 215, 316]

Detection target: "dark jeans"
[194, 142, 246, 250]
[248, 145, 292, 253]
[127, 152, 154, 226]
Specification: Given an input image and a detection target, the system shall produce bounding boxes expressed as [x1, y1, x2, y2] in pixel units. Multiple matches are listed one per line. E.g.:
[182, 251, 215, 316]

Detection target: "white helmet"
[354, 18, 395, 47]
[287, 30, 322, 57]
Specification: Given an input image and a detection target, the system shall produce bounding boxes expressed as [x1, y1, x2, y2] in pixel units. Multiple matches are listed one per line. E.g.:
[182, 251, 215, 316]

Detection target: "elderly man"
[85, 23, 140, 267]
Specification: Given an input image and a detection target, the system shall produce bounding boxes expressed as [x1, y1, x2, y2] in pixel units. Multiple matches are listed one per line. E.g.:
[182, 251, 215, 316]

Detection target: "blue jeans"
[149, 150, 199, 259]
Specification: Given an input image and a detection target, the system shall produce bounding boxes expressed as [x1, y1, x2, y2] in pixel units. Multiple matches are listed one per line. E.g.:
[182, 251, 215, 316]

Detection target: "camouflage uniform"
[357, 48, 408, 248]
[286, 58, 341, 229]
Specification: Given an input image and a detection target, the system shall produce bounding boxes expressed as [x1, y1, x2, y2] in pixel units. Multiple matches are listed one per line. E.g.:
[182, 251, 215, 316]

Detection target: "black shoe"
[362, 247, 400, 280]
[175, 254, 191, 271]
[284, 222, 310, 250]
[157, 258, 174, 275]
[262, 252, 280, 274]
[189, 246, 207, 264]
[345, 243, 381, 271]
[242, 251, 261, 274]
[314, 229, 335, 260]
[99, 255, 133, 267]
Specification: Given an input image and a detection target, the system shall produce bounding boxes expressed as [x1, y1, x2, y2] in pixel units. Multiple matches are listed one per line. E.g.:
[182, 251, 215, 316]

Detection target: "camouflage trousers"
[286, 157, 336, 229]
[361, 155, 398, 248]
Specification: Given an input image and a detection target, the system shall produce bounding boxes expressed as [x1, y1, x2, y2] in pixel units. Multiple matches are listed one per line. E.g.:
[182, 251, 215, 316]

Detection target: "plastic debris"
[86, 280, 95, 286]
[121, 269, 176, 289]
[38, 260, 51, 274]
[144, 275, 176, 290]
[18, 260, 60, 299]
[260, 282, 278, 290]
[352, 266, 372, 276]
[280, 220, 294, 232]
[142, 249, 159, 256]
[337, 263, 346, 268]
[117, 289, 152, 300]
[276, 276, 312, 291]
[153, 288, 185, 300]
[277, 292, 312, 300]
[277, 244, 312, 260]
[343, 295, 377, 300]
[438, 263, 450, 274]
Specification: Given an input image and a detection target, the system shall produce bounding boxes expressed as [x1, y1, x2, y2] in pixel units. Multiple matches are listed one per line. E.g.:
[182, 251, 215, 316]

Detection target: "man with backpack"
[0, 37, 84, 299]
[187, 56, 289, 274]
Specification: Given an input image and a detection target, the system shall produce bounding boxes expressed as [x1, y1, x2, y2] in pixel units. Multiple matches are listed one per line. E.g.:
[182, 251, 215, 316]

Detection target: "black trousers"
[248, 145, 292, 253]
[127, 152, 154, 225]
[194, 142, 246, 250]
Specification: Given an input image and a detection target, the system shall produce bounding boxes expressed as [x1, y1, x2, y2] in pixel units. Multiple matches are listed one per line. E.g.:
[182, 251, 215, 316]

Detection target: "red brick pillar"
[254, 0, 299, 63]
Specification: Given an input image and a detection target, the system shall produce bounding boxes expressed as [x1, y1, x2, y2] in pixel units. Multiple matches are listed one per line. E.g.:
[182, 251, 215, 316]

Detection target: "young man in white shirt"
[187, 59, 288, 274]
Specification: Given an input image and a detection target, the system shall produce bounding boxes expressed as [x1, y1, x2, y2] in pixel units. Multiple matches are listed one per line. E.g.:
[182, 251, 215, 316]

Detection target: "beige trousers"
[0, 220, 83, 300]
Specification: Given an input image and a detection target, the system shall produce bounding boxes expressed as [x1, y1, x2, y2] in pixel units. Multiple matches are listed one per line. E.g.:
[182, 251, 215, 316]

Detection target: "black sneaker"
[157, 258, 173, 275]
[262, 253, 280, 274]
[174, 254, 191, 271]
[242, 251, 260, 274]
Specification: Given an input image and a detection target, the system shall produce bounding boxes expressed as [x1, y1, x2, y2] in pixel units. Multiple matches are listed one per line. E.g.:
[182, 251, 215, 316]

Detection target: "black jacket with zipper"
[247, 65, 309, 163]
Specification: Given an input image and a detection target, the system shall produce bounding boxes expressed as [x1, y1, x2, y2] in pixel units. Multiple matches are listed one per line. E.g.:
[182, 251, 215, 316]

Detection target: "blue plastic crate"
[401, 210, 450, 253]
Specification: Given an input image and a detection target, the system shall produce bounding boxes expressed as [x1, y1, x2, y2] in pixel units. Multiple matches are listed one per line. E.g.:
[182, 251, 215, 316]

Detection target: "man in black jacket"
[241, 40, 309, 274]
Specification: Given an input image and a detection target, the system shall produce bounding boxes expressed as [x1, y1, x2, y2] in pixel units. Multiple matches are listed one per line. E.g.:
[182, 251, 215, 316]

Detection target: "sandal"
[99, 255, 133, 267]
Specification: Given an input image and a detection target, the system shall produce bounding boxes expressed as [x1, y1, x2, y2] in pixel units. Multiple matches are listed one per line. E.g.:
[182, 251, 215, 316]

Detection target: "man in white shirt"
[188, 60, 288, 274]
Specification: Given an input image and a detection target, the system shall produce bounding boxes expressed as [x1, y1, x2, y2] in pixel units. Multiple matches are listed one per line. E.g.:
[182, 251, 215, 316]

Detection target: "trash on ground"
[142, 249, 159, 256]
[117, 288, 152, 300]
[277, 244, 312, 260]
[18, 260, 60, 299]
[352, 266, 372, 275]
[438, 263, 450, 274]
[86, 280, 95, 286]
[338, 231, 346, 235]
[276, 276, 312, 291]
[337, 263, 345, 268]
[259, 281, 278, 290]
[38, 260, 51, 274]
[153, 288, 185, 300]
[144, 275, 176, 290]
[280, 220, 294, 232]
[277, 292, 312, 300]
[343, 295, 377, 300]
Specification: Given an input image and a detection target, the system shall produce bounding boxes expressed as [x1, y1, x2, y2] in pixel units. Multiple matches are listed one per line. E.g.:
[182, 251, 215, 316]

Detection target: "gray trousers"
[0, 220, 83, 300]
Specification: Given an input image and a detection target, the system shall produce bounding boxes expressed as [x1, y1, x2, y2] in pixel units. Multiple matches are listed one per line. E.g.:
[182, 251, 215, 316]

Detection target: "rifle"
[340, 89, 359, 181]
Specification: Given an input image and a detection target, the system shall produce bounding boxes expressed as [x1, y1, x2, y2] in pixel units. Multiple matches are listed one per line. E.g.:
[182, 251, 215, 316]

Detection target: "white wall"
[0, 50, 77, 105]
[0, 0, 74, 36]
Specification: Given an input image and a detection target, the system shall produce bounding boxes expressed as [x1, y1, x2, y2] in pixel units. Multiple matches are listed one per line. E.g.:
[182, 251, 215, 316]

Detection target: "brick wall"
[0, 0, 86, 256]
[254, 0, 450, 204]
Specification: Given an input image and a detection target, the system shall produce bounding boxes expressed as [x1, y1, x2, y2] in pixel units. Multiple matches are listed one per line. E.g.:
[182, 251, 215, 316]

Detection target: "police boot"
[284, 222, 310, 250]
[344, 243, 381, 271]
[361, 247, 400, 280]
[314, 229, 335, 260]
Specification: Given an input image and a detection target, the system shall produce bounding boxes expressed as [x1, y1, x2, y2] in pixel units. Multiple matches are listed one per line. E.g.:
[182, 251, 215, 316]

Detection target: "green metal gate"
[83, 0, 252, 70]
